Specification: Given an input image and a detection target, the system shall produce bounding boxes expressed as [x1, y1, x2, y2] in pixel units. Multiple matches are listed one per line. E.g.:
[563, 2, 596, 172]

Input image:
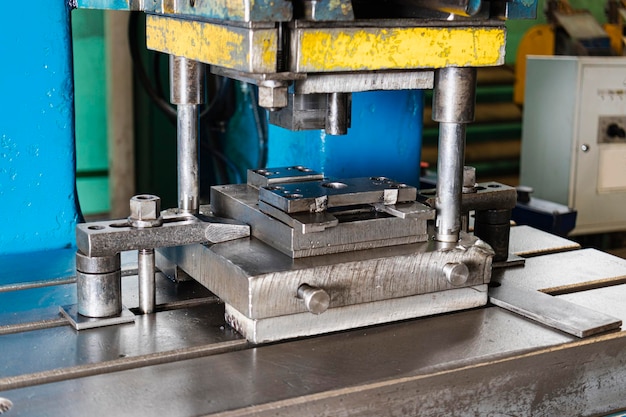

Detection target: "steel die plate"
[225, 285, 488, 343]
[210, 184, 431, 257]
[160, 231, 493, 321]
[247, 166, 324, 188]
[258, 177, 417, 213]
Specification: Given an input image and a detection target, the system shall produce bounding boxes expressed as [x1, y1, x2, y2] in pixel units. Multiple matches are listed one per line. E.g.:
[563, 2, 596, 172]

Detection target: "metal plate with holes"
[247, 166, 324, 188]
[419, 182, 518, 211]
[211, 185, 429, 257]
[76, 212, 250, 257]
[508, 225, 581, 257]
[259, 177, 417, 213]
[491, 248, 626, 294]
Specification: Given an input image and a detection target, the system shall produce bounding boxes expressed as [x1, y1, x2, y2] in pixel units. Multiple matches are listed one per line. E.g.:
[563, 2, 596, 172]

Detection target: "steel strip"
[489, 283, 622, 338]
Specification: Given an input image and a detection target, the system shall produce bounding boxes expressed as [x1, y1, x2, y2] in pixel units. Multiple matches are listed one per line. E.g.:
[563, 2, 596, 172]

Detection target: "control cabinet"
[521, 56, 626, 235]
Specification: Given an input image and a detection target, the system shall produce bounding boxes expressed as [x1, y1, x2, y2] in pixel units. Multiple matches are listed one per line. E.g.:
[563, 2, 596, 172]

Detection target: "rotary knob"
[607, 123, 626, 139]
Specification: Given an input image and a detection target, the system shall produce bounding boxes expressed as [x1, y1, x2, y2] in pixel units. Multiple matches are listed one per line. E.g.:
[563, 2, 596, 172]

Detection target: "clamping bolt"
[129, 194, 163, 314]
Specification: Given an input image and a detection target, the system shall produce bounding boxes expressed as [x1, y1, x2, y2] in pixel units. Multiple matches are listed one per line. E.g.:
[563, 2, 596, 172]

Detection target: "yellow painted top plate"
[146, 15, 277, 73]
[294, 26, 506, 72]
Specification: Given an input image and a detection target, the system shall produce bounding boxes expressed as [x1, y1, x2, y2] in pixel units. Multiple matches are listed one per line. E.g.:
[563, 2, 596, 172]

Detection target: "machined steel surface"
[433, 66, 476, 243]
[434, 122, 466, 242]
[170, 56, 203, 213]
[176, 104, 200, 213]
[4, 228, 626, 415]
[489, 283, 621, 338]
[492, 248, 626, 294]
[268, 92, 330, 131]
[138, 249, 156, 314]
[60, 304, 136, 331]
[0, 275, 239, 381]
[76, 211, 250, 257]
[258, 177, 417, 213]
[170, 56, 203, 106]
[247, 166, 324, 188]
[420, 181, 518, 212]
[432, 66, 476, 124]
[211, 184, 431, 257]
[325, 92, 351, 135]
[226, 285, 488, 343]
[508, 224, 581, 257]
[292, 71, 434, 94]
[8, 304, 626, 416]
[75, 252, 122, 318]
[160, 231, 493, 321]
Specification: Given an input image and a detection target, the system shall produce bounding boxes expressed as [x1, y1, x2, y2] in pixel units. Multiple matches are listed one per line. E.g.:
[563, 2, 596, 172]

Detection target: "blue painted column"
[0, 0, 79, 255]
[267, 90, 424, 186]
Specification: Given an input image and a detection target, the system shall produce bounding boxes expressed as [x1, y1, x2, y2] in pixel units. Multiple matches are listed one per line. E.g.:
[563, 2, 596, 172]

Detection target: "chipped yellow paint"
[146, 15, 277, 73]
[295, 26, 505, 72]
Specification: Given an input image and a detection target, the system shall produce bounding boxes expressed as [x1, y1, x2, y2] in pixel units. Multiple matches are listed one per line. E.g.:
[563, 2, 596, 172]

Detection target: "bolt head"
[258, 83, 288, 110]
[130, 195, 161, 222]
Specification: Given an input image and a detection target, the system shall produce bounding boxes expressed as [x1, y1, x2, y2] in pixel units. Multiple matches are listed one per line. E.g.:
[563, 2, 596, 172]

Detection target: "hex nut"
[258, 81, 288, 110]
[129, 195, 163, 228]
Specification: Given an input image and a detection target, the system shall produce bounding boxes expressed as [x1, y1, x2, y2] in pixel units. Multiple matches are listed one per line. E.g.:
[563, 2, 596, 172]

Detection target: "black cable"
[246, 84, 268, 169]
[127, 13, 245, 187]
[152, 51, 167, 102]
[201, 76, 229, 120]
[127, 12, 177, 120]
[201, 141, 243, 184]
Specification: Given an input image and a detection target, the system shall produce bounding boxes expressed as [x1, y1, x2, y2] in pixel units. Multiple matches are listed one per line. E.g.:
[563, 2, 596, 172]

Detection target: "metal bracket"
[76, 211, 250, 257]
